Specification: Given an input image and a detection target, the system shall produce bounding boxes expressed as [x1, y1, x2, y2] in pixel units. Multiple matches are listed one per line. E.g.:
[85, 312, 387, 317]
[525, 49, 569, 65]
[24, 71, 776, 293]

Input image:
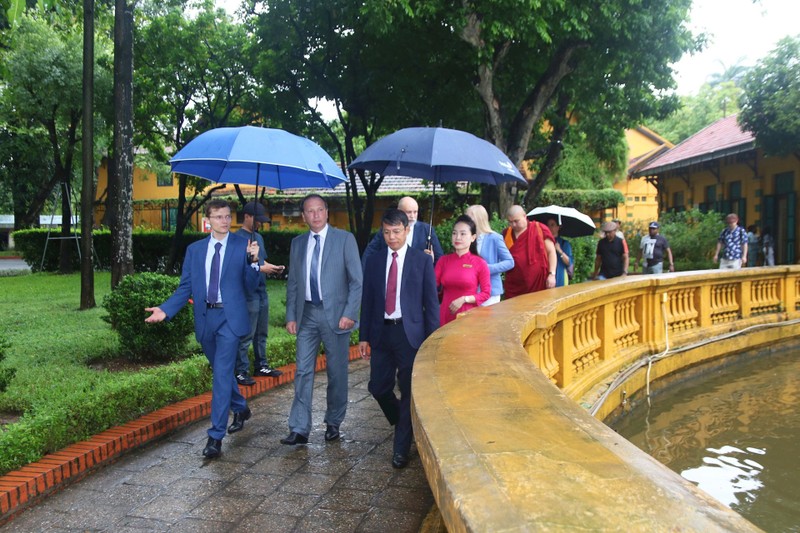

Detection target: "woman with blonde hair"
[464, 205, 514, 306]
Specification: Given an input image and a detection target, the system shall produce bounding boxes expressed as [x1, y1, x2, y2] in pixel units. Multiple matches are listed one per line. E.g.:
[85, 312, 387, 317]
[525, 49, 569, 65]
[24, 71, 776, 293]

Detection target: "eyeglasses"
[208, 214, 232, 220]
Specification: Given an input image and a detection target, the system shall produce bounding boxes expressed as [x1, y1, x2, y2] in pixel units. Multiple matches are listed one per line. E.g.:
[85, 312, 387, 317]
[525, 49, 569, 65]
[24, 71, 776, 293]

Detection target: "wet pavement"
[0, 257, 30, 272]
[2, 359, 435, 532]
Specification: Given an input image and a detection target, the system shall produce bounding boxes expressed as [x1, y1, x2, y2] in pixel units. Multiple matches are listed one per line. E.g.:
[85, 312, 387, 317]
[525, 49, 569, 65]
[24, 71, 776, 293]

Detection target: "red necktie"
[385, 252, 398, 315]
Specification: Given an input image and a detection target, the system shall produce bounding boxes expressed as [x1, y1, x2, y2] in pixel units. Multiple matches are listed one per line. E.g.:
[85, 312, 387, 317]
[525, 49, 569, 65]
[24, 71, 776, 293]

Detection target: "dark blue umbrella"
[348, 126, 526, 239]
[348, 126, 525, 185]
[170, 126, 346, 190]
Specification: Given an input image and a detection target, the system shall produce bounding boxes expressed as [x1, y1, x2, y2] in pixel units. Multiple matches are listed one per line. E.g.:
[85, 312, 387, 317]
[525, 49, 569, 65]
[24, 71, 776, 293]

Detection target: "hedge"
[12, 228, 302, 273]
[0, 355, 212, 474]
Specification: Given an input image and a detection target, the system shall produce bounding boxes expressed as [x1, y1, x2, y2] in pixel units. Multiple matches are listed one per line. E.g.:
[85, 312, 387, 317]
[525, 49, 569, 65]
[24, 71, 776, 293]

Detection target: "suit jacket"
[286, 225, 363, 333]
[478, 232, 514, 297]
[360, 245, 439, 350]
[160, 232, 259, 341]
[361, 221, 444, 269]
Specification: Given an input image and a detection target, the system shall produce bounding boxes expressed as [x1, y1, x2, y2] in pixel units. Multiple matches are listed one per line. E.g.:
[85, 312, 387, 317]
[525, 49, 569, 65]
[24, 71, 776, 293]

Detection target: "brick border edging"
[0, 346, 363, 524]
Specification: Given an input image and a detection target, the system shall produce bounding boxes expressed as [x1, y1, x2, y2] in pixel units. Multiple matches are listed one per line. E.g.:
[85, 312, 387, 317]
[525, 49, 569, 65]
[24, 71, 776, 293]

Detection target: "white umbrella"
[527, 205, 596, 237]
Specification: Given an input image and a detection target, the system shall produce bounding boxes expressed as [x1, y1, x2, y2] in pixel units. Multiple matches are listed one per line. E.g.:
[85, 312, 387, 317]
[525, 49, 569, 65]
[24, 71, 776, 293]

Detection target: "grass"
[0, 271, 292, 418]
[0, 271, 301, 473]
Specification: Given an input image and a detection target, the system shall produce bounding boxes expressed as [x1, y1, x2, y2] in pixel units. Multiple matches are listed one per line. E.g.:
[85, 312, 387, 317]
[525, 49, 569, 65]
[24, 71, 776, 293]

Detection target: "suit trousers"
[368, 322, 416, 456]
[288, 304, 350, 436]
[236, 292, 270, 374]
[201, 308, 248, 440]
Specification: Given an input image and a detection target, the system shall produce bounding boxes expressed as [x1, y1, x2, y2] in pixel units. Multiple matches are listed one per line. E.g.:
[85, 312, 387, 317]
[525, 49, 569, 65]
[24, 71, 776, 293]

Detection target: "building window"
[161, 207, 177, 231]
[729, 181, 742, 200]
[672, 191, 684, 212]
[157, 173, 173, 187]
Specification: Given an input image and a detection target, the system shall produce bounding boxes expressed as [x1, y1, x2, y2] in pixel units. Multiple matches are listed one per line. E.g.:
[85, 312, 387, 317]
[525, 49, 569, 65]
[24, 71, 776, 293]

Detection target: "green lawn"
[0, 271, 294, 474]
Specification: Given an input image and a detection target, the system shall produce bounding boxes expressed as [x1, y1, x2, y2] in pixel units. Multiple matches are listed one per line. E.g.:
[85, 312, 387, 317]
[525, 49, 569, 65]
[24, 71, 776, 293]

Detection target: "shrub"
[0, 332, 15, 393]
[620, 209, 725, 272]
[0, 355, 212, 474]
[12, 228, 303, 273]
[102, 273, 195, 362]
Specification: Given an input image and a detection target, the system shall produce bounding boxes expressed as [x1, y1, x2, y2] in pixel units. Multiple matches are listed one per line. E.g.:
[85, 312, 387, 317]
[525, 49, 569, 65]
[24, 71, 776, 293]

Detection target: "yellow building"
[94, 160, 447, 233]
[632, 114, 800, 264]
[604, 126, 672, 227]
[94, 160, 196, 231]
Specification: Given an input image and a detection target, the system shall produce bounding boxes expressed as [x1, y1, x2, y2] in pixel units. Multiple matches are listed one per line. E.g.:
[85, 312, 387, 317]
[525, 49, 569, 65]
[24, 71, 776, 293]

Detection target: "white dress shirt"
[384, 244, 408, 319]
[205, 233, 229, 303]
[305, 224, 329, 302]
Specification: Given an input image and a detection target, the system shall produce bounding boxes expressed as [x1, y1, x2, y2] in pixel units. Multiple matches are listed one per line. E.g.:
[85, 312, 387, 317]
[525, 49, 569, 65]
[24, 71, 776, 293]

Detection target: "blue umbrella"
[348, 126, 525, 185]
[348, 126, 526, 239]
[170, 126, 346, 191]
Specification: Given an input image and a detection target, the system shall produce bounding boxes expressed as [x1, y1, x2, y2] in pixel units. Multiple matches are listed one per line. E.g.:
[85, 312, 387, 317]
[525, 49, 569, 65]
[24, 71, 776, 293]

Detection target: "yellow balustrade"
[413, 267, 800, 532]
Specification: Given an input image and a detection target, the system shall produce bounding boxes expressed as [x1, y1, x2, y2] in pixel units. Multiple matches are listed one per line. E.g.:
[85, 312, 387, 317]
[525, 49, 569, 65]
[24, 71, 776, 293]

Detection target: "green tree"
[132, 0, 259, 272]
[248, 0, 479, 249]
[707, 58, 750, 88]
[371, 0, 700, 214]
[739, 35, 800, 157]
[649, 82, 743, 144]
[0, 12, 112, 272]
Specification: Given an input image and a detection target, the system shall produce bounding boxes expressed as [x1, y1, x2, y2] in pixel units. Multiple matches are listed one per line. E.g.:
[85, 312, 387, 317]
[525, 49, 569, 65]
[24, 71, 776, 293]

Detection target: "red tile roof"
[634, 115, 755, 176]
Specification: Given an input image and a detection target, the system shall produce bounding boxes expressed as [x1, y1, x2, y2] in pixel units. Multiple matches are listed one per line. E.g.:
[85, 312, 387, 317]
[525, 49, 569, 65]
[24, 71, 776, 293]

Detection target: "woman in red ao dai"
[434, 215, 491, 325]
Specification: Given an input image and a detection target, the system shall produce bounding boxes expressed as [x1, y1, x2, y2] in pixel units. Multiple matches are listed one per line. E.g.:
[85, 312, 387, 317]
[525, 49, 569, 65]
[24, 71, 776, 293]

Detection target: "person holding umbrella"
[544, 216, 573, 287]
[234, 202, 285, 386]
[362, 196, 444, 267]
[144, 199, 261, 459]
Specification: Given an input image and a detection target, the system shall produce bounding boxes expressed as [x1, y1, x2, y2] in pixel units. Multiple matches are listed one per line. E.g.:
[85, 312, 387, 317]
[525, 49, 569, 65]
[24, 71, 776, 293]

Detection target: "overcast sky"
[672, 0, 799, 94]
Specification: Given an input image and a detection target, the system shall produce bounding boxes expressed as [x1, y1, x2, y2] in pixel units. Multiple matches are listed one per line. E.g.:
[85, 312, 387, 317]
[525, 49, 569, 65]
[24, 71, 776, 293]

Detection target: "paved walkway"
[0, 257, 30, 272]
[2, 359, 435, 532]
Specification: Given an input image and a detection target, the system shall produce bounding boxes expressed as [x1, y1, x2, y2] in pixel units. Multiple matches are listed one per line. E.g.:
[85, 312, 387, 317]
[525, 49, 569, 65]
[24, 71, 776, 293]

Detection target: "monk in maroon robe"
[503, 205, 557, 299]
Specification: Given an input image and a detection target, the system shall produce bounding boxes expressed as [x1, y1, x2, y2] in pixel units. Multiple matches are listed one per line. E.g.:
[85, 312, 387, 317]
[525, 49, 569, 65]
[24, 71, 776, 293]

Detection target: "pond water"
[613, 350, 800, 532]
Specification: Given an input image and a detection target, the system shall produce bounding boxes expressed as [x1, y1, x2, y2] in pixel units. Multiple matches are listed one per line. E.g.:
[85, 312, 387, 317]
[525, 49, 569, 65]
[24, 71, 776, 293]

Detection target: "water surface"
[614, 351, 800, 532]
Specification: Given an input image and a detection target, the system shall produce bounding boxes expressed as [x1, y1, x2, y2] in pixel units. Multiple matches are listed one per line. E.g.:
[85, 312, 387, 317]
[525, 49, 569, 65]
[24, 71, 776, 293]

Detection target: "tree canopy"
[739, 35, 800, 157]
[365, 0, 700, 211]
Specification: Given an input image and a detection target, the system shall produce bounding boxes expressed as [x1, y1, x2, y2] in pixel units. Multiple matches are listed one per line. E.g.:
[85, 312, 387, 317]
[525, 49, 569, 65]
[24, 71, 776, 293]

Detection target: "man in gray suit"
[282, 194, 363, 445]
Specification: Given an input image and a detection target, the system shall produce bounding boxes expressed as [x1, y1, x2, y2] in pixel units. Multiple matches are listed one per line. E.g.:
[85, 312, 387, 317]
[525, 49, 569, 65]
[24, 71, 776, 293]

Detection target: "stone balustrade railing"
[413, 267, 800, 532]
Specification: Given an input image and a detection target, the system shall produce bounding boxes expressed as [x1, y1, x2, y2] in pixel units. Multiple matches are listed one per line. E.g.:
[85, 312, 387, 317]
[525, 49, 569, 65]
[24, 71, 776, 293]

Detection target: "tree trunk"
[80, 0, 96, 309]
[522, 92, 571, 209]
[111, 0, 135, 289]
[59, 179, 74, 274]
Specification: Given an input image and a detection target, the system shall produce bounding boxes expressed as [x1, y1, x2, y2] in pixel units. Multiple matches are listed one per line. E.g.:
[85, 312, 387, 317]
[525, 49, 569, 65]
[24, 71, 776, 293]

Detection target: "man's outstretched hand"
[144, 307, 166, 323]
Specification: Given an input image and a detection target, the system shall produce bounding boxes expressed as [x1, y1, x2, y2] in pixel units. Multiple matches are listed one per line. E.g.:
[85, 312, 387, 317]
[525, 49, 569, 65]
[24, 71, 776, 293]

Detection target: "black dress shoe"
[203, 437, 222, 458]
[280, 431, 308, 445]
[391, 452, 409, 469]
[324, 424, 340, 442]
[227, 407, 251, 434]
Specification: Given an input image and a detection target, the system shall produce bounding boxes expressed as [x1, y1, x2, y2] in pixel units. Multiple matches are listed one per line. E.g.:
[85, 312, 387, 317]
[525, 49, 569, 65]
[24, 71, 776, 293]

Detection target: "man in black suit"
[361, 196, 444, 268]
[359, 208, 440, 468]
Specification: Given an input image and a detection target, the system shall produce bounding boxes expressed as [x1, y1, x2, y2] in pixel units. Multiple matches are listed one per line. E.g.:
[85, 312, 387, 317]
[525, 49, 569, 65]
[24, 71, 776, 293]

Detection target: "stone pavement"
[1, 359, 436, 532]
[0, 257, 30, 272]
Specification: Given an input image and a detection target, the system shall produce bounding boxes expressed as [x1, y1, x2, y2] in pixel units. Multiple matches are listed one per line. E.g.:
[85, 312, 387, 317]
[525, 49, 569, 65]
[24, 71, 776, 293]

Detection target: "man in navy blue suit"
[145, 199, 260, 459]
[359, 208, 440, 468]
[361, 196, 444, 268]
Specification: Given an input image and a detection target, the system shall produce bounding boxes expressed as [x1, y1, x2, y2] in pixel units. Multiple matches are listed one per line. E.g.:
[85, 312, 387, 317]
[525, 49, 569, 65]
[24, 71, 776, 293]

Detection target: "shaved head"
[506, 205, 528, 237]
[398, 196, 419, 224]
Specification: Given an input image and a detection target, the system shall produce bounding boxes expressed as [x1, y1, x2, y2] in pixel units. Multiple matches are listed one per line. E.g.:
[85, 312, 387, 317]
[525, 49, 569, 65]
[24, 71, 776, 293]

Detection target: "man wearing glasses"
[145, 199, 261, 459]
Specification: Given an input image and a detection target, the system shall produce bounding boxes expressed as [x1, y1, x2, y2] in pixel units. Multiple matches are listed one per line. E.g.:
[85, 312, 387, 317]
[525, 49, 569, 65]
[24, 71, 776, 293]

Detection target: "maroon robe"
[503, 221, 554, 299]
